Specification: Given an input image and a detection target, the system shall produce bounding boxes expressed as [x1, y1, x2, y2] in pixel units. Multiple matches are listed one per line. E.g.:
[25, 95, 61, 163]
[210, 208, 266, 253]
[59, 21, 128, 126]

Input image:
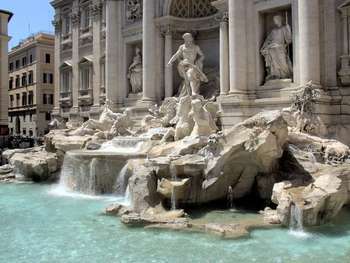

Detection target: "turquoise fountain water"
[1, 182, 350, 263]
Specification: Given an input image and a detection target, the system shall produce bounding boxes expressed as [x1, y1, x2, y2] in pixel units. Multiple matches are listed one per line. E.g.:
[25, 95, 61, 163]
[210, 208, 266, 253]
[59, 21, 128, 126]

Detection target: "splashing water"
[98, 137, 148, 154]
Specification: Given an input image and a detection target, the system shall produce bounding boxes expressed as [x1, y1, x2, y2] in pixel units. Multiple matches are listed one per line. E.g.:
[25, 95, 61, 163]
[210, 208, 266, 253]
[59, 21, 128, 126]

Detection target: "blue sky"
[1, 0, 54, 48]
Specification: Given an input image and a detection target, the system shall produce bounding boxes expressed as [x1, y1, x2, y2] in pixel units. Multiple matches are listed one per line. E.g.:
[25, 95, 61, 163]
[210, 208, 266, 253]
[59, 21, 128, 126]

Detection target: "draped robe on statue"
[261, 25, 293, 81]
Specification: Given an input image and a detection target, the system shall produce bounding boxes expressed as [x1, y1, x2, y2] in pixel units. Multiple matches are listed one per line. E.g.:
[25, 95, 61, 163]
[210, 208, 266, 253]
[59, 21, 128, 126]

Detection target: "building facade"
[51, 0, 350, 144]
[0, 10, 13, 147]
[8, 33, 55, 138]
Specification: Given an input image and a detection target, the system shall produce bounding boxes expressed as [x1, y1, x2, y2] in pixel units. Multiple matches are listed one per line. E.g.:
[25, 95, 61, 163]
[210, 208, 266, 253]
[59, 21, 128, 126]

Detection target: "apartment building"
[0, 10, 13, 147]
[8, 32, 55, 138]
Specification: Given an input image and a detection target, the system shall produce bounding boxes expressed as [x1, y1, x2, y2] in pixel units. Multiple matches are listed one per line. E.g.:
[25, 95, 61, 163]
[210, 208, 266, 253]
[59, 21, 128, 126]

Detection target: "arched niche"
[159, 0, 220, 97]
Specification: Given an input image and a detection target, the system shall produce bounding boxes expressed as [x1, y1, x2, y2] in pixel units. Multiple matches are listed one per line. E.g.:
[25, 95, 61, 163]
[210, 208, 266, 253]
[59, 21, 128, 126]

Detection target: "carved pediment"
[339, 0, 350, 11]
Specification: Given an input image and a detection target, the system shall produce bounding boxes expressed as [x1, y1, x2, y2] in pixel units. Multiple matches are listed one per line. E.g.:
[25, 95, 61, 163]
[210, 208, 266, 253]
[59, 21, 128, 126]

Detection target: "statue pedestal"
[258, 79, 298, 99]
[125, 93, 143, 107]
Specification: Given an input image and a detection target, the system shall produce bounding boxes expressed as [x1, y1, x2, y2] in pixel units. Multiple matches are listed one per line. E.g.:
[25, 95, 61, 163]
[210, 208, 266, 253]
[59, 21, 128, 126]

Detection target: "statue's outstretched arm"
[168, 46, 182, 65]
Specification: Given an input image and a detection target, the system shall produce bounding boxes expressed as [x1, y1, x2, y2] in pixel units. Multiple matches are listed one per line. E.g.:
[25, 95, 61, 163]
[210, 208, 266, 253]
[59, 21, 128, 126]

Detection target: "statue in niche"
[126, 0, 142, 22]
[260, 14, 293, 82]
[128, 47, 143, 94]
[168, 33, 208, 96]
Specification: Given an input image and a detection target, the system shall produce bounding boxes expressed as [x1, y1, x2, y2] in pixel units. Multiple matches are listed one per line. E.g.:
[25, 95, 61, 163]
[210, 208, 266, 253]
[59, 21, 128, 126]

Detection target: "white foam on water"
[288, 203, 313, 239]
[288, 229, 313, 239]
[48, 184, 128, 204]
[98, 136, 148, 154]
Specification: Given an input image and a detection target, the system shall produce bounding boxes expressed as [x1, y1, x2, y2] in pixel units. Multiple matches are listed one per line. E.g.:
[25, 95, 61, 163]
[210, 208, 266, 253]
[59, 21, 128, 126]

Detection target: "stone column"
[228, 0, 247, 95]
[298, 0, 321, 85]
[106, 0, 123, 108]
[142, 0, 157, 102]
[164, 27, 173, 98]
[52, 14, 61, 117]
[219, 13, 229, 95]
[71, 2, 80, 111]
[92, 0, 102, 107]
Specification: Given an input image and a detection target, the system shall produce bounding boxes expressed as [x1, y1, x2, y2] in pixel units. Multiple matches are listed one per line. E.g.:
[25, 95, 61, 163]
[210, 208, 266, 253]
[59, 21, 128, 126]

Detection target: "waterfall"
[170, 164, 177, 210]
[289, 203, 310, 238]
[114, 164, 129, 195]
[290, 203, 303, 231]
[88, 158, 98, 194]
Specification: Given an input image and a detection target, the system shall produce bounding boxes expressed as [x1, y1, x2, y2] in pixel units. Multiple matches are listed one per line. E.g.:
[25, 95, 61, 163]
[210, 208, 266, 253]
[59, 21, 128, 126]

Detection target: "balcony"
[59, 91, 72, 107]
[78, 89, 93, 106]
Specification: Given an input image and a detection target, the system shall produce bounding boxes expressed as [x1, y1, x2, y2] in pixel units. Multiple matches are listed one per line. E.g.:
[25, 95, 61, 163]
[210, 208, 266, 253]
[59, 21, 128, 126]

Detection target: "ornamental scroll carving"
[126, 0, 142, 23]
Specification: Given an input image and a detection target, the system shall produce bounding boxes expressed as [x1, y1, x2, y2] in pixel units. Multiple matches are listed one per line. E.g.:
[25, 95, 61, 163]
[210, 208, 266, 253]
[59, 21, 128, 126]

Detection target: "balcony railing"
[59, 91, 72, 107]
[78, 88, 93, 106]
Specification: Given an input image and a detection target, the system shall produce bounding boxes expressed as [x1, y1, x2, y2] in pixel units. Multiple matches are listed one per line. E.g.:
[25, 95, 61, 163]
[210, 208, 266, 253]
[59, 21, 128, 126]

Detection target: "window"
[45, 54, 51, 64]
[16, 94, 20, 106]
[9, 77, 13, 90]
[43, 94, 47, 104]
[61, 69, 72, 94]
[15, 75, 20, 88]
[28, 71, 33, 84]
[22, 73, 27, 87]
[28, 91, 33, 105]
[15, 60, 20, 69]
[22, 129, 26, 136]
[80, 66, 91, 90]
[22, 57, 27, 66]
[49, 73, 54, 84]
[9, 95, 14, 107]
[48, 94, 54, 104]
[22, 92, 27, 106]
[10, 128, 13, 135]
[9, 62, 13, 71]
[62, 15, 71, 35]
[29, 130, 33, 137]
[81, 7, 91, 29]
[23, 114, 26, 123]
[29, 114, 33, 122]
[45, 112, 51, 121]
[29, 54, 33, 63]
[43, 73, 47, 84]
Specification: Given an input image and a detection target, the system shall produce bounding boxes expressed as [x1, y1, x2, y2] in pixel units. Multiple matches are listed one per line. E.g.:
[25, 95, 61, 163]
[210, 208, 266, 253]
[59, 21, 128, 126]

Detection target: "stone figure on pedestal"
[261, 15, 293, 82]
[168, 33, 208, 96]
[128, 47, 143, 94]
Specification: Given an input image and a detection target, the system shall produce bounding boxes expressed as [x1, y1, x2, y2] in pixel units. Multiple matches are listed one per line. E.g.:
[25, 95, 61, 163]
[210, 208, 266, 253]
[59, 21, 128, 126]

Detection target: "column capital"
[91, 3, 103, 19]
[52, 15, 61, 33]
[70, 12, 80, 25]
[215, 11, 228, 23]
[160, 24, 175, 37]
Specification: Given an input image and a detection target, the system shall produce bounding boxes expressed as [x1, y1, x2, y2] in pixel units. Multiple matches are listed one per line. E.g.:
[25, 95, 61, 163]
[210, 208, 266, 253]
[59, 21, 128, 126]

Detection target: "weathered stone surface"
[0, 164, 13, 175]
[127, 160, 162, 213]
[105, 204, 133, 216]
[157, 178, 190, 199]
[45, 130, 92, 153]
[121, 209, 187, 226]
[270, 137, 350, 227]
[9, 149, 59, 182]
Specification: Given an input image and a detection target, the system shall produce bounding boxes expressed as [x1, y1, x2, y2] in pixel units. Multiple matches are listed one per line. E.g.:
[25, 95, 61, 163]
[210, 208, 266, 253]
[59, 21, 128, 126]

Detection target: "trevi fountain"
[3, 0, 350, 262]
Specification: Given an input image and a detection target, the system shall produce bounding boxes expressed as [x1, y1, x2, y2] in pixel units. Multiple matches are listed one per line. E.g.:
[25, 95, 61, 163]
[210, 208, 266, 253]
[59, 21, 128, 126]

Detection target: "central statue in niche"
[261, 14, 293, 82]
[168, 33, 208, 96]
